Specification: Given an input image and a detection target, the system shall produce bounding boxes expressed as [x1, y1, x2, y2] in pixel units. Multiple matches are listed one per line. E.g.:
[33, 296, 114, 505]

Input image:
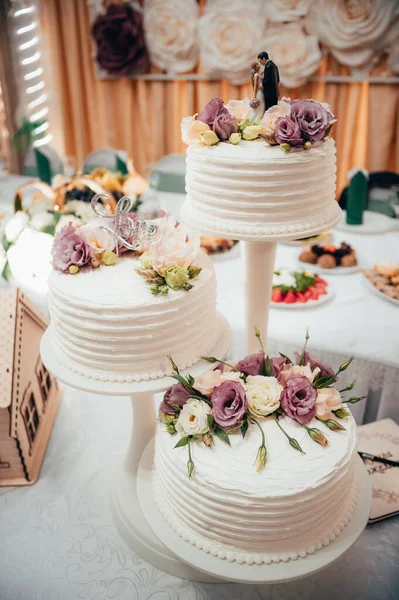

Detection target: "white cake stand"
[181, 201, 342, 353]
[40, 317, 231, 582]
[138, 446, 372, 584]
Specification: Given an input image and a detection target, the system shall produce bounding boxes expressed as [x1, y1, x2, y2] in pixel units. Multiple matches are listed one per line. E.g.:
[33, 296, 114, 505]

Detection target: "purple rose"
[213, 112, 238, 141]
[274, 115, 304, 147]
[236, 352, 265, 376]
[92, 3, 149, 76]
[211, 381, 247, 429]
[197, 98, 228, 127]
[294, 351, 335, 380]
[160, 383, 190, 414]
[280, 375, 316, 425]
[270, 356, 287, 380]
[52, 223, 91, 273]
[290, 100, 334, 142]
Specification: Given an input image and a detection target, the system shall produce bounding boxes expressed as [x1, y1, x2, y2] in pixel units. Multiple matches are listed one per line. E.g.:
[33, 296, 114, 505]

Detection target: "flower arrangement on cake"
[271, 268, 328, 304]
[181, 97, 335, 152]
[161, 330, 364, 478]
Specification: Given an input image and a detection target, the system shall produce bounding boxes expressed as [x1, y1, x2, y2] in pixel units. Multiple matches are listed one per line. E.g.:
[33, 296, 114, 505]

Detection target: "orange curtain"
[40, 0, 398, 196]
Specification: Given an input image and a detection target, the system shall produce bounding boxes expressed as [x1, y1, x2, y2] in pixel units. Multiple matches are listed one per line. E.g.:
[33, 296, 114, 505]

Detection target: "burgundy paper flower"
[211, 381, 247, 429]
[213, 112, 238, 141]
[274, 115, 304, 146]
[92, 3, 149, 76]
[290, 100, 333, 142]
[52, 223, 91, 273]
[236, 352, 265, 376]
[280, 375, 317, 424]
[160, 383, 190, 414]
[294, 351, 335, 380]
[196, 98, 228, 127]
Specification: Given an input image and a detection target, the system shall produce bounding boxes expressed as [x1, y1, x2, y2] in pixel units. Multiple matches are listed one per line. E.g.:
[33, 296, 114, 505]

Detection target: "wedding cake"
[180, 97, 341, 238]
[154, 343, 360, 564]
[47, 212, 222, 382]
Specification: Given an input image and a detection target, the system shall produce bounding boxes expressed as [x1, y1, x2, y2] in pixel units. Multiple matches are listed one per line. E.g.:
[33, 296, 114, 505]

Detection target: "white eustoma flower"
[30, 211, 54, 231]
[245, 376, 283, 417]
[4, 211, 29, 243]
[176, 399, 211, 436]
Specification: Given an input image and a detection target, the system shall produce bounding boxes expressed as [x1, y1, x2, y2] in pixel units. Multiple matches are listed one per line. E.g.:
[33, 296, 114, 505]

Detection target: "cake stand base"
[137, 444, 372, 584]
[40, 317, 231, 582]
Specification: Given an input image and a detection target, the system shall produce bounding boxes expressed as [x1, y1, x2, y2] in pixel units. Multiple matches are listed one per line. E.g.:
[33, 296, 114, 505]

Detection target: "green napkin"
[116, 155, 128, 175]
[34, 148, 52, 184]
[346, 169, 368, 225]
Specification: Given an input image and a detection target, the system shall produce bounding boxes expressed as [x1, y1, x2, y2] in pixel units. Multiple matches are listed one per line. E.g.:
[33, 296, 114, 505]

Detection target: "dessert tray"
[138, 446, 371, 584]
[337, 211, 396, 234]
[298, 242, 362, 275]
[270, 269, 334, 308]
[362, 273, 399, 307]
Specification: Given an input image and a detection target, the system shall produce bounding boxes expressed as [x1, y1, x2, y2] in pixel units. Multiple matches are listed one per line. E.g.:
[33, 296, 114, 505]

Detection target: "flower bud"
[140, 252, 153, 269]
[242, 125, 262, 140]
[304, 141, 312, 150]
[187, 458, 195, 478]
[261, 132, 278, 146]
[164, 414, 177, 426]
[289, 437, 304, 453]
[229, 132, 241, 145]
[164, 265, 190, 290]
[280, 143, 291, 153]
[255, 445, 267, 472]
[102, 250, 117, 266]
[203, 433, 213, 447]
[307, 427, 328, 447]
[324, 419, 346, 432]
[68, 265, 79, 275]
[334, 408, 351, 419]
[91, 256, 100, 268]
[200, 130, 219, 146]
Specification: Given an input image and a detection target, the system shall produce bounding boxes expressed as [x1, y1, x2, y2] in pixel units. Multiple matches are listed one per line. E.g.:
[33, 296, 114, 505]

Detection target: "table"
[1, 227, 399, 599]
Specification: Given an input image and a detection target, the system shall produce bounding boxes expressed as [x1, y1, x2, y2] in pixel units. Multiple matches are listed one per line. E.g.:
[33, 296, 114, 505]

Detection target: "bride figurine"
[249, 51, 280, 122]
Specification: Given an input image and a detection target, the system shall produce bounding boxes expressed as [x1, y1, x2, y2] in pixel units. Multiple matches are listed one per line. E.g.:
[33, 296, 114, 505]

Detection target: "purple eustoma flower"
[52, 223, 91, 273]
[211, 380, 247, 429]
[290, 99, 334, 142]
[294, 351, 335, 380]
[274, 115, 303, 146]
[236, 352, 265, 376]
[280, 375, 317, 424]
[160, 383, 190, 414]
[197, 98, 229, 127]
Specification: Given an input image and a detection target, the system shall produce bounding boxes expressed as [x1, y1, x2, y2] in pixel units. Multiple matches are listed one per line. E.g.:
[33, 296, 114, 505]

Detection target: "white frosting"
[183, 138, 341, 238]
[154, 413, 358, 563]
[47, 251, 221, 382]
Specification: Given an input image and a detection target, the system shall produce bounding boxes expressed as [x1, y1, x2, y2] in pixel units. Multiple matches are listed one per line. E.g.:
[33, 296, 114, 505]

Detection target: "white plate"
[270, 284, 334, 309]
[362, 275, 399, 307]
[280, 232, 334, 247]
[336, 211, 396, 234]
[297, 254, 364, 275]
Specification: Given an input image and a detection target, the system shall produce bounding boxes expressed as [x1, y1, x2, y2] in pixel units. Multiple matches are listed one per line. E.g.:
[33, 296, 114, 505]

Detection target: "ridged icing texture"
[154, 413, 358, 563]
[47, 251, 221, 382]
[185, 138, 339, 237]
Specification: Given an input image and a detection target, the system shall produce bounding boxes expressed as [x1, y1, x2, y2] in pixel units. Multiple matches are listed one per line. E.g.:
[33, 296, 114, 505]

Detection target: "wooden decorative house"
[0, 289, 60, 486]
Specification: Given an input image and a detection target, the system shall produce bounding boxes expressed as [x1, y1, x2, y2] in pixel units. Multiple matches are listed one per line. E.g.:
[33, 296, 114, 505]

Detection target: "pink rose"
[193, 370, 223, 396]
[315, 388, 343, 419]
[52, 223, 91, 273]
[280, 375, 317, 424]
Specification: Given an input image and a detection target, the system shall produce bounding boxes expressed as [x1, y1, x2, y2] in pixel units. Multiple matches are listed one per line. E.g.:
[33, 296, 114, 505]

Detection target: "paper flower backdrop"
[198, 0, 268, 85]
[306, 0, 399, 69]
[264, 22, 322, 88]
[266, 0, 311, 23]
[143, 0, 199, 73]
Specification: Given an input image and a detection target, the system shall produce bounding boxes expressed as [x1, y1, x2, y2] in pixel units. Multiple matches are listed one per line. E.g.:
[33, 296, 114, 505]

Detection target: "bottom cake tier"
[153, 413, 358, 564]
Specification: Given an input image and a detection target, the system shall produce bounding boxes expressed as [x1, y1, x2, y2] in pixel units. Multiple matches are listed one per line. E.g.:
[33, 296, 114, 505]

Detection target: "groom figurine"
[257, 51, 280, 110]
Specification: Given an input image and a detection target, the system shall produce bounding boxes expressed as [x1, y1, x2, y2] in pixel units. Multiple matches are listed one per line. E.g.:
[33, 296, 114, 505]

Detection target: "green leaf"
[187, 264, 202, 279]
[1, 261, 12, 282]
[264, 355, 272, 377]
[213, 427, 231, 446]
[241, 419, 249, 439]
[186, 374, 195, 387]
[40, 223, 56, 236]
[207, 414, 214, 429]
[168, 355, 180, 374]
[314, 375, 334, 389]
[278, 352, 292, 365]
[174, 436, 191, 448]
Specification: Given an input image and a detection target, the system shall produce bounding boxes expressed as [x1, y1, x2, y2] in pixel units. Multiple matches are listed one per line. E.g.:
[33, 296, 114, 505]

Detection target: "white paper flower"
[176, 399, 211, 436]
[144, 0, 199, 73]
[306, 0, 399, 69]
[7, 228, 53, 294]
[5, 211, 30, 243]
[266, 0, 311, 23]
[245, 375, 283, 417]
[199, 1, 268, 85]
[264, 22, 322, 88]
[79, 218, 116, 256]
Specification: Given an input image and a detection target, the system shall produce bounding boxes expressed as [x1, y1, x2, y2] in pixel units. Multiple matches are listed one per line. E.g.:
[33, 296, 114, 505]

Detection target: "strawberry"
[296, 291, 306, 303]
[271, 288, 284, 303]
[284, 290, 297, 304]
[308, 286, 320, 300]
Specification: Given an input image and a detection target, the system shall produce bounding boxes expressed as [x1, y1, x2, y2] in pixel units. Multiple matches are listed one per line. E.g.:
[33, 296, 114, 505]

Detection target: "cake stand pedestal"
[40, 318, 231, 582]
[181, 201, 342, 354]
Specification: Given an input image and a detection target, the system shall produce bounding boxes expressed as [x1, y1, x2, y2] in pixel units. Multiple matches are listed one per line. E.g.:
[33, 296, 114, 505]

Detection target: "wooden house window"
[22, 391, 40, 447]
[36, 359, 52, 406]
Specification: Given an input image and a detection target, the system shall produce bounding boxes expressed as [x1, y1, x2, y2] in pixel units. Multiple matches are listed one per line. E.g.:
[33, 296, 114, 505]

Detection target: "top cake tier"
[182, 138, 341, 240]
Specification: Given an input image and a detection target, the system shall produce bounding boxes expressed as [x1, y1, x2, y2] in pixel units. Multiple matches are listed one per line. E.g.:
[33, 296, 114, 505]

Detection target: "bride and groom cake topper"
[249, 51, 280, 122]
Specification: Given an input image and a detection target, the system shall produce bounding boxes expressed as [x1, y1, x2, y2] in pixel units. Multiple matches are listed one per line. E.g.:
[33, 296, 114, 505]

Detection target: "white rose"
[221, 371, 243, 384]
[280, 364, 320, 386]
[315, 388, 343, 419]
[55, 215, 82, 233]
[176, 399, 211, 436]
[80, 218, 116, 255]
[245, 376, 283, 417]
[264, 22, 322, 88]
[144, 0, 199, 73]
[260, 101, 291, 135]
[224, 99, 251, 123]
[193, 369, 222, 396]
[181, 115, 210, 147]
[305, 0, 399, 69]
[151, 223, 200, 276]
[30, 211, 54, 231]
[5, 211, 30, 243]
